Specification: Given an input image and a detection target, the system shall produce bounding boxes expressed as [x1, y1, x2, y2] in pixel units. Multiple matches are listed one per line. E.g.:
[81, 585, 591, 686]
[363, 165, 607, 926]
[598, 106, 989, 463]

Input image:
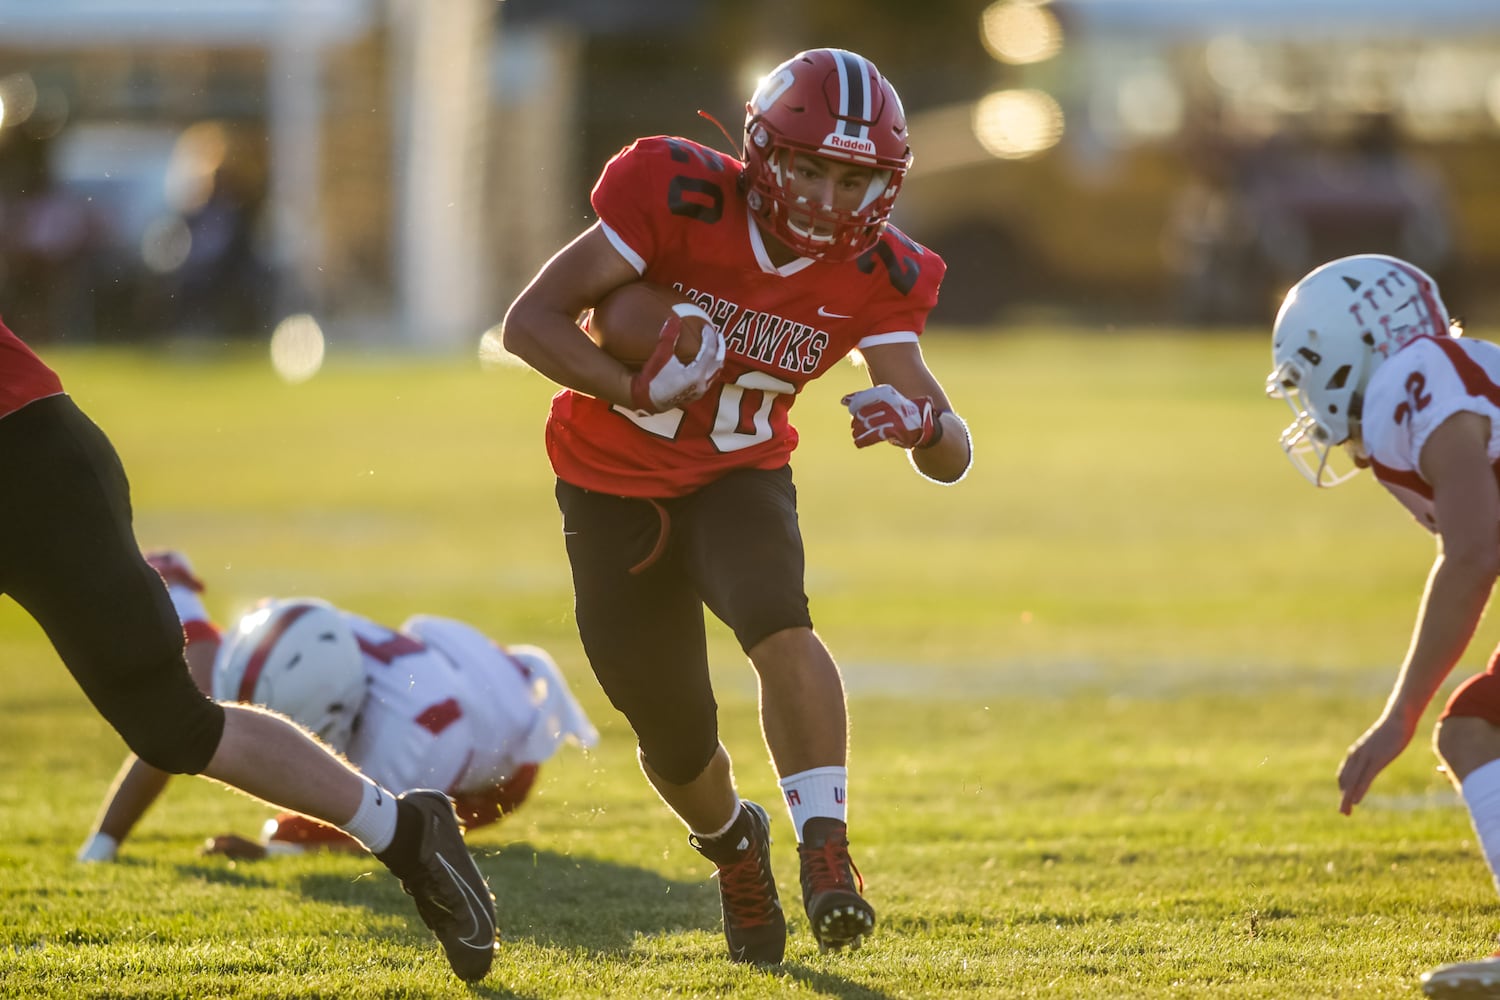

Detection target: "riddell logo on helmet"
[822, 133, 876, 157]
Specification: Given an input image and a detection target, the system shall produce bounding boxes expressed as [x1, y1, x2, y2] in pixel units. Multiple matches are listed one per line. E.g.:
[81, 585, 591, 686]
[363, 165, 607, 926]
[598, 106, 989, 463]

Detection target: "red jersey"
[0, 318, 65, 420]
[546, 136, 946, 498]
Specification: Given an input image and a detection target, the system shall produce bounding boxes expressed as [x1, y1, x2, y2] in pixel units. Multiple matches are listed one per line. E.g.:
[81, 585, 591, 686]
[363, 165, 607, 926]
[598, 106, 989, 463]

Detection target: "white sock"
[690, 797, 743, 842]
[1461, 757, 1500, 894]
[779, 766, 847, 843]
[341, 779, 399, 854]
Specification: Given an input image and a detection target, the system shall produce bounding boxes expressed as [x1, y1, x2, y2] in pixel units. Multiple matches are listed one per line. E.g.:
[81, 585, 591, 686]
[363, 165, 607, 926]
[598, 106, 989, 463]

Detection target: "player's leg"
[679, 465, 874, 953]
[555, 478, 785, 963]
[0, 396, 495, 980]
[1422, 661, 1500, 996]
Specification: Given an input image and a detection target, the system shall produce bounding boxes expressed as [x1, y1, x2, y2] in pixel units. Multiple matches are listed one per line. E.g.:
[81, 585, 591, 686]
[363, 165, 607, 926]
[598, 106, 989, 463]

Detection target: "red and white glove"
[143, 548, 218, 641]
[629, 304, 726, 413]
[144, 549, 204, 592]
[842, 385, 943, 449]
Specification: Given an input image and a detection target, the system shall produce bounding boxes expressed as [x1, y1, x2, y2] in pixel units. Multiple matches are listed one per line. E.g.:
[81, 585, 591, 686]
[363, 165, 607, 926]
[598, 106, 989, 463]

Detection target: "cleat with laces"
[690, 800, 786, 964]
[1422, 951, 1500, 998]
[386, 789, 498, 981]
[798, 818, 875, 953]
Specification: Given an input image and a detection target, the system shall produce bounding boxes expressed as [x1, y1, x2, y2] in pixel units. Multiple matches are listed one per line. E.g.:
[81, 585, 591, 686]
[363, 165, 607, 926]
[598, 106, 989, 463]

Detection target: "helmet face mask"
[1266, 253, 1452, 487]
[743, 48, 911, 262]
[1265, 355, 1366, 487]
[212, 598, 366, 750]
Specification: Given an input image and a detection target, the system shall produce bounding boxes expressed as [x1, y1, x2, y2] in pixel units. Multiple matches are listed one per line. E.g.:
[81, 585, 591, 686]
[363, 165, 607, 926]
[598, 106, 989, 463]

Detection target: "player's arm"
[202, 812, 364, 860]
[500, 223, 645, 409]
[79, 553, 221, 861]
[846, 340, 972, 483]
[1337, 410, 1499, 814]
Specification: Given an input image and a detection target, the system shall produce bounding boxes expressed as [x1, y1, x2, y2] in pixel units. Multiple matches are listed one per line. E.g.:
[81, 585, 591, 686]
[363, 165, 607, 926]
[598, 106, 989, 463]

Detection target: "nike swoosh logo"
[436, 853, 496, 950]
[817, 306, 852, 319]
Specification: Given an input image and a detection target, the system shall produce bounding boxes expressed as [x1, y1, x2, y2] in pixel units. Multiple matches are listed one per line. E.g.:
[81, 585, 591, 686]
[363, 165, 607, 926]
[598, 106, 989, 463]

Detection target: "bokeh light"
[165, 120, 229, 212]
[980, 0, 1063, 67]
[140, 217, 192, 273]
[973, 89, 1064, 159]
[0, 74, 37, 132]
[269, 313, 326, 383]
[1116, 69, 1184, 139]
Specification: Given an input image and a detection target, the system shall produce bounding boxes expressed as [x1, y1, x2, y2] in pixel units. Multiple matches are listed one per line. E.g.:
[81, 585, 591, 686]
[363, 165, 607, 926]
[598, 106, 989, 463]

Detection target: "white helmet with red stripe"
[743, 47, 911, 262]
[212, 598, 366, 749]
[1266, 253, 1453, 487]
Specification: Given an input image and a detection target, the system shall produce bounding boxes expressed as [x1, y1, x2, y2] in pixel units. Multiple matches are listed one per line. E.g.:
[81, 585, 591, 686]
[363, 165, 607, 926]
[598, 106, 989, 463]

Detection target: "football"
[588, 281, 708, 367]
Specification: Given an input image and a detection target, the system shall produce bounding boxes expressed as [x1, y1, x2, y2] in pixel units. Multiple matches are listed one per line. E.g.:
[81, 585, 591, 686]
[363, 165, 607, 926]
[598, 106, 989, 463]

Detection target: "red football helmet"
[743, 48, 911, 262]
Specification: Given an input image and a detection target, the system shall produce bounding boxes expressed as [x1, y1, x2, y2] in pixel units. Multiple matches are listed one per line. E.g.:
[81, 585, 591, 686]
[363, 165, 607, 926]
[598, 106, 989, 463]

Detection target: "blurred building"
[0, 0, 573, 348]
[0, 0, 1497, 344]
[900, 0, 1500, 326]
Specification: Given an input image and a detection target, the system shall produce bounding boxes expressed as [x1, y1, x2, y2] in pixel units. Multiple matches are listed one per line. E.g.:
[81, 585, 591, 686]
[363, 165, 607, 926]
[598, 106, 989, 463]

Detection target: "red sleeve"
[591, 138, 665, 266]
[858, 225, 947, 341]
[451, 764, 539, 831]
[0, 318, 65, 419]
[590, 136, 738, 271]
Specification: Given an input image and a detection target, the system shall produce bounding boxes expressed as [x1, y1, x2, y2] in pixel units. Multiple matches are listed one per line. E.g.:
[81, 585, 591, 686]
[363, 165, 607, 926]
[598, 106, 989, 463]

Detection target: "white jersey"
[1363, 335, 1500, 533]
[337, 612, 597, 797]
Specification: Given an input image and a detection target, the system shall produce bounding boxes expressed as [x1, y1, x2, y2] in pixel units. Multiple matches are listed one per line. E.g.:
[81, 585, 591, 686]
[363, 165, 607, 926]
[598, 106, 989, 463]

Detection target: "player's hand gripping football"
[629, 304, 726, 414]
[842, 384, 942, 449]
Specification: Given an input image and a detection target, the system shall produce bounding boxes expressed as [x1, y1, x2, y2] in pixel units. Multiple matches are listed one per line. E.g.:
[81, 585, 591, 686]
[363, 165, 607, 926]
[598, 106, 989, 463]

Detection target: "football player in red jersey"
[76, 550, 597, 863]
[502, 48, 972, 963]
[0, 322, 497, 981]
[1266, 254, 1500, 997]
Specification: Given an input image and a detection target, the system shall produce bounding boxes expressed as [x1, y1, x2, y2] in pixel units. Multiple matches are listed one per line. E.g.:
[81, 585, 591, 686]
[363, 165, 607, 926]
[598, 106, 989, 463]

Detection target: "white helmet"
[1266, 253, 1453, 487]
[212, 598, 366, 750]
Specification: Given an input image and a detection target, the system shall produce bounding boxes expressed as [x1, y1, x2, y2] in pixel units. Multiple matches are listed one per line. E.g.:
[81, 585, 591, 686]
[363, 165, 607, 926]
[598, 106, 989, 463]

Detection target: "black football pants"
[0, 395, 224, 773]
[555, 465, 814, 784]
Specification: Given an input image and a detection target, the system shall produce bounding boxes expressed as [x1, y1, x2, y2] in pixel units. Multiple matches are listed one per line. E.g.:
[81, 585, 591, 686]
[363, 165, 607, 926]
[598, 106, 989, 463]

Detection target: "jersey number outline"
[665, 139, 727, 224]
[858, 231, 922, 295]
[612, 370, 797, 453]
[1393, 371, 1433, 425]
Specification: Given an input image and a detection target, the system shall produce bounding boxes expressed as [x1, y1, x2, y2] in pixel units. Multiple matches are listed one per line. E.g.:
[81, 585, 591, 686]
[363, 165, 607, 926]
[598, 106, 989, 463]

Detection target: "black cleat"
[387, 789, 497, 981]
[691, 801, 787, 964]
[798, 819, 875, 953]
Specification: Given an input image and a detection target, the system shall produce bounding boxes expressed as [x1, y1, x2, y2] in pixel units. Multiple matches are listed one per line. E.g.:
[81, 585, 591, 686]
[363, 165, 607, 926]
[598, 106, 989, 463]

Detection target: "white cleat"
[1422, 954, 1500, 998]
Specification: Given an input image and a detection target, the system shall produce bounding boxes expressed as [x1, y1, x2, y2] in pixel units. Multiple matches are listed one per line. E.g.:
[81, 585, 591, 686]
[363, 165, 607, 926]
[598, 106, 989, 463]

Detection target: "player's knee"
[124, 704, 224, 774]
[638, 730, 718, 786]
[97, 657, 226, 774]
[1434, 715, 1500, 779]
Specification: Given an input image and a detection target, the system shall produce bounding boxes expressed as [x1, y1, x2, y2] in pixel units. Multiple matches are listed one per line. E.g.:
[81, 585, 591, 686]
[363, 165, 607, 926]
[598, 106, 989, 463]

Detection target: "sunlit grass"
[2, 328, 1496, 997]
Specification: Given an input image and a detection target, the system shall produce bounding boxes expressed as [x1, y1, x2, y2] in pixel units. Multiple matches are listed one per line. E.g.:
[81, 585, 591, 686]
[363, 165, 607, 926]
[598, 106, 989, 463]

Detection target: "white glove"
[628, 303, 726, 413]
[841, 385, 942, 449]
[77, 832, 119, 863]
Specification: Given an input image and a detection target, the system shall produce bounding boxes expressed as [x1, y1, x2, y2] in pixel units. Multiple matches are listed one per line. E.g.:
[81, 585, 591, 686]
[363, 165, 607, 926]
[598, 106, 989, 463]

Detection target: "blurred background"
[0, 0, 1496, 350]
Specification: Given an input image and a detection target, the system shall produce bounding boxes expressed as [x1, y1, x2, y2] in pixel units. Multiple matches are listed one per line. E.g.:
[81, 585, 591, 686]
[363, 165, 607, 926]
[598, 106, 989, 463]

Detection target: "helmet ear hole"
[1326, 365, 1351, 390]
[213, 598, 365, 750]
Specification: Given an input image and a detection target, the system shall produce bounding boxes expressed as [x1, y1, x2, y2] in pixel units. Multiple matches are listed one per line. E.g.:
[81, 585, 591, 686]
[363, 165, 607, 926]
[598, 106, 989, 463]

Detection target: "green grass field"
[4, 328, 1499, 998]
